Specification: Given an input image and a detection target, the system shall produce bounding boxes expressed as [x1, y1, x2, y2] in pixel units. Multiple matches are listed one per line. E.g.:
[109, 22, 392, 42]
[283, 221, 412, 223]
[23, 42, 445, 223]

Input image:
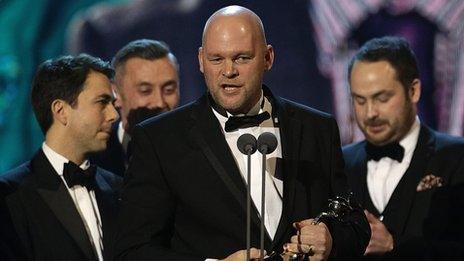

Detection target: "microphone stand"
[257, 132, 278, 261]
[237, 134, 257, 261]
[246, 146, 252, 261]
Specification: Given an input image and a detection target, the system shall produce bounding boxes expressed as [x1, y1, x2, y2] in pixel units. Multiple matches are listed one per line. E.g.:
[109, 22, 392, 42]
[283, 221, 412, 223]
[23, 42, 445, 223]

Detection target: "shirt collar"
[399, 116, 421, 159]
[117, 121, 124, 144]
[212, 91, 265, 127]
[42, 142, 90, 176]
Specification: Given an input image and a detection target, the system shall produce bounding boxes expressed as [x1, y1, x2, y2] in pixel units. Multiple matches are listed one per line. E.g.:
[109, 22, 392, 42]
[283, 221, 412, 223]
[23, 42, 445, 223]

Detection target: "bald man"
[115, 6, 369, 261]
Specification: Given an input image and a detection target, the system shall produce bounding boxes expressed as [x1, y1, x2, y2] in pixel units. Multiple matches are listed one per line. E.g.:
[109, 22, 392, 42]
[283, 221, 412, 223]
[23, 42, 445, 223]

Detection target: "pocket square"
[416, 174, 443, 192]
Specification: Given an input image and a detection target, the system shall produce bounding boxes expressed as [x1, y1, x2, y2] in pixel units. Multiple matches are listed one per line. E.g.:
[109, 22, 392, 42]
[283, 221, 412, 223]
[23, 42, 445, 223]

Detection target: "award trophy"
[266, 194, 355, 261]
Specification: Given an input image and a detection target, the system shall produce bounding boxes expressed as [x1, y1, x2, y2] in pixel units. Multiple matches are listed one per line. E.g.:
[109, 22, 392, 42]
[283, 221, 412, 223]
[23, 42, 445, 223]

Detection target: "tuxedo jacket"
[90, 121, 126, 177]
[0, 150, 122, 261]
[343, 125, 464, 259]
[115, 91, 370, 260]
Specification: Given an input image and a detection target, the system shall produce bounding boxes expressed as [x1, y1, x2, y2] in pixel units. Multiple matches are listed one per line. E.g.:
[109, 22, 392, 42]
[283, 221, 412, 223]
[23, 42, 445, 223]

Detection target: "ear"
[198, 47, 204, 73]
[409, 79, 421, 104]
[51, 99, 68, 126]
[264, 44, 274, 71]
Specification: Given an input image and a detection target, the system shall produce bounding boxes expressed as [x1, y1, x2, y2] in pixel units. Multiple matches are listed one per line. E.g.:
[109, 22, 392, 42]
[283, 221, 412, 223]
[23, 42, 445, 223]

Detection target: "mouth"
[366, 122, 387, 134]
[220, 83, 242, 94]
[99, 129, 111, 137]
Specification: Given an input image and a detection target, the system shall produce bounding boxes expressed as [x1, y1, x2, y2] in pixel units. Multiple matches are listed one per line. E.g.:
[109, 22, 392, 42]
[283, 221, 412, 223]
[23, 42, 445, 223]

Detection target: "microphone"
[237, 133, 257, 261]
[257, 132, 277, 260]
[237, 133, 258, 155]
[257, 132, 278, 154]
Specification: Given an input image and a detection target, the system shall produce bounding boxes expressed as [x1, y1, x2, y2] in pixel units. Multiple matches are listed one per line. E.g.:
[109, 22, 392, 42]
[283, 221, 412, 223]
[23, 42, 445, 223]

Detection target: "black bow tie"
[63, 161, 97, 190]
[365, 142, 405, 162]
[224, 111, 271, 132]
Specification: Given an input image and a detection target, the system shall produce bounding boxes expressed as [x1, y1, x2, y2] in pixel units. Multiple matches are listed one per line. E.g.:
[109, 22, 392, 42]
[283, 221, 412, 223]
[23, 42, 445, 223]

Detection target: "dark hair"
[112, 39, 177, 69]
[348, 36, 419, 91]
[31, 54, 113, 134]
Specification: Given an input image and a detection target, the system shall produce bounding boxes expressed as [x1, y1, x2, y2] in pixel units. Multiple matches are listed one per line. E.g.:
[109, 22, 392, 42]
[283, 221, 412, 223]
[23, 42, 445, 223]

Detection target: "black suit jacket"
[115, 91, 370, 260]
[90, 122, 126, 177]
[343, 125, 464, 259]
[0, 150, 122, 261]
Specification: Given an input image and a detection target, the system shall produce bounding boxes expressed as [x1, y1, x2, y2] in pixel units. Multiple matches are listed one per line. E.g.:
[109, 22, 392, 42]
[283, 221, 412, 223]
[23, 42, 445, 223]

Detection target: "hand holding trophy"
[266, 194, 355, 260]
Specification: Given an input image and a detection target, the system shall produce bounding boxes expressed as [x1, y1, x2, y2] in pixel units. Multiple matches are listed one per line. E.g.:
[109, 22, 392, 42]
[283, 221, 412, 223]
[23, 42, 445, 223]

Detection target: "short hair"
[348, 36, 419, 91]
[31, 54, 113, 134]
[112, 39, 177, 70]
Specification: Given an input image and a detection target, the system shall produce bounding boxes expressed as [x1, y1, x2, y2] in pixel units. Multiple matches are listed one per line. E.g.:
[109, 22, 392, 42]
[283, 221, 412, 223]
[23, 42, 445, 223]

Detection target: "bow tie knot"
[365, 142, 405, 162]
[224, 111, 271, 132]
[63, 162, 96, 190]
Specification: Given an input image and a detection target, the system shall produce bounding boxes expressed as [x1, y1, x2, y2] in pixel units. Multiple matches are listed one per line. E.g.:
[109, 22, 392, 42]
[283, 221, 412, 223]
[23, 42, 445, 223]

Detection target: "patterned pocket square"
[416, 174, 443, 192]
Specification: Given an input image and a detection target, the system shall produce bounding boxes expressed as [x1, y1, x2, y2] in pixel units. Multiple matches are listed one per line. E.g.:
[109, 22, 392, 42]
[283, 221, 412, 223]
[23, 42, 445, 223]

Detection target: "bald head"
[198, 5, 274, 115]
[202, 5, 267, 47]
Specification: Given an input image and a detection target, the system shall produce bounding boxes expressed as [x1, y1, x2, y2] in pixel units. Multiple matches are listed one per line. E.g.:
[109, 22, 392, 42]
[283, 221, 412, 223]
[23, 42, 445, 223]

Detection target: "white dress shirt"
[42, 143, 104, 261]
[367, 117, 421, 214]
[211, 93, 283, 239]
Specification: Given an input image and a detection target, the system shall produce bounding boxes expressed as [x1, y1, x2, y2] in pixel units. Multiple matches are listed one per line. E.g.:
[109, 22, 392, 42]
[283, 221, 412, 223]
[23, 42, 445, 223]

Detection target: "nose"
[366, 101, 378, 120]
[222, 60, 238, 78]
[148, 87, 168, 110]
[107, 102, 119, 123]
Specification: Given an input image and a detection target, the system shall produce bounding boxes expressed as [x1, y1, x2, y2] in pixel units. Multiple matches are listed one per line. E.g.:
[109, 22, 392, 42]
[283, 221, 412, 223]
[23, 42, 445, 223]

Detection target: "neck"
[45, 129, 86, 165]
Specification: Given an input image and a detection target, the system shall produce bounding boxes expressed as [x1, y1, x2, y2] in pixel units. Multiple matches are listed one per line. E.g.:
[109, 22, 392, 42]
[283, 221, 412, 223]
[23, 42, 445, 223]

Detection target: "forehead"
[203, 16, 259, 53]
[120, 57, 178, 80]
[350, 60, 402, 95]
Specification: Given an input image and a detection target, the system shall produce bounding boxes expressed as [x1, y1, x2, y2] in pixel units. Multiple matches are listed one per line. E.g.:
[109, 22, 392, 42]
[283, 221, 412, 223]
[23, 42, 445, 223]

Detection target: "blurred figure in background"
[90, 39, 180, 176]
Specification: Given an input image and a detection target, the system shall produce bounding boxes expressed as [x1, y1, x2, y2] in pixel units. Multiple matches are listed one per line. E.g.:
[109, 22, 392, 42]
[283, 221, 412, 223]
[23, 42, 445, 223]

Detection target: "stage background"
[1, 0, 463, 173]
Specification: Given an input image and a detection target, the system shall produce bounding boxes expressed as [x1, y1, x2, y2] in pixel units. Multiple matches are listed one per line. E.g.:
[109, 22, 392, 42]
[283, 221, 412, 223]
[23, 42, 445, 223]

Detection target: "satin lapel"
[382, 125, 435, 235]
[188, 95, 263, 230]
[93, 170, 118, 259]
[349, 143, 371, 212]
[33, 151, 96, 261]
[271, 98, 302, 248]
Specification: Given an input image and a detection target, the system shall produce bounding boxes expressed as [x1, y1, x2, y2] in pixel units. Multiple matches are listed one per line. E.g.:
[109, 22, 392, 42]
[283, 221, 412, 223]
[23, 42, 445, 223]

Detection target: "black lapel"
[270, 97, 302, 248]
[93, 170, 119, 259]
[348, 142, 368, 204]
[188, 95, 264, 232]
[32, 150, 96, 261]
[382, 125, 435, 236]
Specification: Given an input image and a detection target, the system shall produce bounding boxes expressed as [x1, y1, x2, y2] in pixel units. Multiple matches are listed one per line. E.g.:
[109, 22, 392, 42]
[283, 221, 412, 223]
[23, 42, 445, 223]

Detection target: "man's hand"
[220, 248, 264, 261]
[364, 210, 394, 255]
[285, 219, 332, 260]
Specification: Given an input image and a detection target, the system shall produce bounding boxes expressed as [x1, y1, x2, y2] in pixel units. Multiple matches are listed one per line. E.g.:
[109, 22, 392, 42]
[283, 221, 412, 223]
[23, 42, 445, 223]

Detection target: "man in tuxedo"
[344, 36, 464, 259]
[0, 54, 122, 261]
[90, 39, 180, 176]
[115, 5, 369, 261]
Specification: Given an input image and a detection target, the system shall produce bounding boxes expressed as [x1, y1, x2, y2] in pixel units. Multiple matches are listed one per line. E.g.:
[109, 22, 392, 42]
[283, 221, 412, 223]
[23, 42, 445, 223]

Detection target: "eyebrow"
[96, 93, 114, 102]
[136, 81, 154, 87]
[161, 80, 178, 88]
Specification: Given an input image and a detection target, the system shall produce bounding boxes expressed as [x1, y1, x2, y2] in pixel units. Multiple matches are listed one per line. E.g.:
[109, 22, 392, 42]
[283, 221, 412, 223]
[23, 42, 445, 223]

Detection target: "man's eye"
[209, 57, 222, 64]
[163, 86, 177, 95]
[235, 56, 250, 63]
[354, 97, 365, 105]
[139, 88, 152, 95]
[377, 95, 390, 103]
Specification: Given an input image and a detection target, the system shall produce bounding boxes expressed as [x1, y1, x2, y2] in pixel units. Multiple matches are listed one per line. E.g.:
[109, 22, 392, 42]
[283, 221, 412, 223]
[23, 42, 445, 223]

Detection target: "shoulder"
[278, 98, 336, 130]
[96, 167, 123, 189]
[280, 98, 332, 120]
[0, 162, 32, 196]
[433, 130, 464, 151]
[342, 141, 366, 156]
[342, 141, 367, 170]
